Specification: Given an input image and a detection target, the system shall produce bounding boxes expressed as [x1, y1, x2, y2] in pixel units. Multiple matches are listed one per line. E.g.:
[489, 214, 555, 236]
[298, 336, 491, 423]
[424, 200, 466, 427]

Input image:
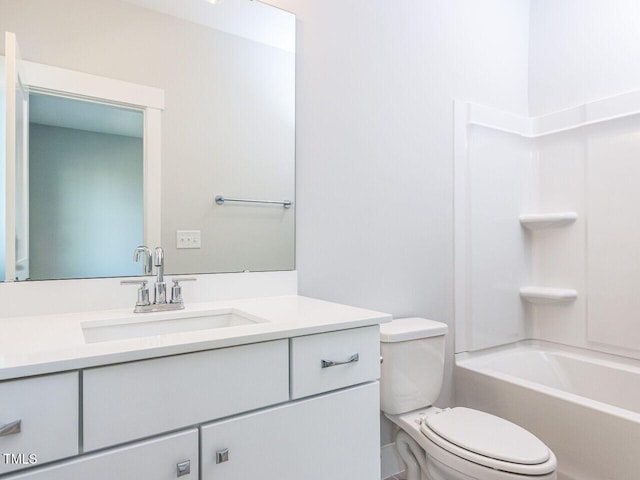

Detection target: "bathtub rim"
[455, 339, 640, 424]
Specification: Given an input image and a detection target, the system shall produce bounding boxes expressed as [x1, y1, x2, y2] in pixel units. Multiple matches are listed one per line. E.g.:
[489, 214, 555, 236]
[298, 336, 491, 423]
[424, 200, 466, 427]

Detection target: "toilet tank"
[379, 318, 448, 415]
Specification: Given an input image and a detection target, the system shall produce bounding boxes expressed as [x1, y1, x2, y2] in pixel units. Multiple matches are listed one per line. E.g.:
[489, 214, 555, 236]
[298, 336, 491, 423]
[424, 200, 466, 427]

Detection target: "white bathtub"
[455, 340, 640, 480]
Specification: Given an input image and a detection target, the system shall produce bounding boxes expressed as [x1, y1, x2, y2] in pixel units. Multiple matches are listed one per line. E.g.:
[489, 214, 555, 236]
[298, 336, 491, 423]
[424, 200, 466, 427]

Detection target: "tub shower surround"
[454, 91, 640, 479]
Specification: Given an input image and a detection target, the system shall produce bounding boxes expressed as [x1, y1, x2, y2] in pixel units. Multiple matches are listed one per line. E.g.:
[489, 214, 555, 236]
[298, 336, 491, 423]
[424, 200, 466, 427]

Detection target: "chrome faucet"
[154, 247, 166, 304]
[121, 246, 196, 313]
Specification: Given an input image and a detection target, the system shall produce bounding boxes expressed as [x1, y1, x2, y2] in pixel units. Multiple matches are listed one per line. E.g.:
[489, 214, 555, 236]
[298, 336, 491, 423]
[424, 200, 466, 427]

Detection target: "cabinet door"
[0, 372, 78, 475]
[4, 429, 198, 480]
[201, 382, 380, 480]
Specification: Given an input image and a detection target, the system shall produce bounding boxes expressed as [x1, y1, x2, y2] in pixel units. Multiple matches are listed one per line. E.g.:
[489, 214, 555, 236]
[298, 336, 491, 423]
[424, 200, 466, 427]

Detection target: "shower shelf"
[519, 287, 578, 304]
[519, 212, 577, 230]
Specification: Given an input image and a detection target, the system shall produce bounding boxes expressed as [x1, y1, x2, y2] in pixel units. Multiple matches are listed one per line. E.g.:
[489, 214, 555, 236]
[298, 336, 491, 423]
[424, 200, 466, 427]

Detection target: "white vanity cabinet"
[201, 382, 380, 480]
[199, 326, 381, 480]
[4, 429, 198, 480]
[1, 324, 382, 480]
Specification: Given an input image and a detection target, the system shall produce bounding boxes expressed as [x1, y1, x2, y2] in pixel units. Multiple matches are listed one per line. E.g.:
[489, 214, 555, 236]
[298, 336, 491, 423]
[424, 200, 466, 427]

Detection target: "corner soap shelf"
[519, 287, 577, 305]
[519, 212, 577, 230]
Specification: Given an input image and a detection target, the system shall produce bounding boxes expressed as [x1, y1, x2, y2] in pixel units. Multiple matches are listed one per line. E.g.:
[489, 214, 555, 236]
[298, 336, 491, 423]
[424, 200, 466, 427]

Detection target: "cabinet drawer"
[83, 340, 289, 451]
[0, 372, 78, 474]
[4, 429, 198, 480]
[290, 326, 380, 399]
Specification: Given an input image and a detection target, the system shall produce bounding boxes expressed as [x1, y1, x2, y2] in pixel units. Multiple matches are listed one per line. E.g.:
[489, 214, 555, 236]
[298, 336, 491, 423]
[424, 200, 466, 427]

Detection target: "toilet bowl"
[380, 318, 557, 480]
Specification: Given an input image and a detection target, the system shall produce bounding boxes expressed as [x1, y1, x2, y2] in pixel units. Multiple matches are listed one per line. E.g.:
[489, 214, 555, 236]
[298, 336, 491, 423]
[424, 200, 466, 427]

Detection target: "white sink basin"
[82, 308, 266, 343]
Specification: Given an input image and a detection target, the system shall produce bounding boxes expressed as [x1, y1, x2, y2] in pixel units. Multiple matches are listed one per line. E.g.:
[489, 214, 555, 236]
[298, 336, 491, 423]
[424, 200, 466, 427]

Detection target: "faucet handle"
[120, 279, 151, 307]
[170, 277, 196, 304]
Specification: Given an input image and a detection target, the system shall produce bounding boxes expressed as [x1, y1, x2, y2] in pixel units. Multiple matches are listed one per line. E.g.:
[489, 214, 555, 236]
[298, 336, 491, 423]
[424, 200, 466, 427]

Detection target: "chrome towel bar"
[215, 195, 292, 209]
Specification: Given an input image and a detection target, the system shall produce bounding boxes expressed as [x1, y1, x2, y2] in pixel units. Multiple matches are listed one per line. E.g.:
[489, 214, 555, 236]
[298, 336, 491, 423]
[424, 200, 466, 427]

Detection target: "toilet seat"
[420, 407, 556, 476]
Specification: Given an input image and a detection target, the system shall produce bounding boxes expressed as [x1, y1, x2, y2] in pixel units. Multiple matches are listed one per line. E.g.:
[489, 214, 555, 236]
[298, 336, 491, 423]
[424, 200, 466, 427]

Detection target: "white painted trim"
[4, 33, 17, 282]
[15, 77, 29, 278]
[3, 56, 165, 270]
[22, 60, 164, 110]
[144, 109, 162, 248]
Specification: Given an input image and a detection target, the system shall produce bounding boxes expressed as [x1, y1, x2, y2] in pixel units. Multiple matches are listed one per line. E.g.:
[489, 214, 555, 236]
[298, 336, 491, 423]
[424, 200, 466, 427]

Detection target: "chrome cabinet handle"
[321, 353, 359, 368]
[176, 460, 191, 477]
[216, 448, 229, 464]
[0, 420, 21, 437]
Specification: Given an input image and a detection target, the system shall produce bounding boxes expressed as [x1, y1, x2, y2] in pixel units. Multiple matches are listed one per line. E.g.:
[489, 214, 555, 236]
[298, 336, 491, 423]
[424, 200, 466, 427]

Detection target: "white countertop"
[0, 295, 391, 380]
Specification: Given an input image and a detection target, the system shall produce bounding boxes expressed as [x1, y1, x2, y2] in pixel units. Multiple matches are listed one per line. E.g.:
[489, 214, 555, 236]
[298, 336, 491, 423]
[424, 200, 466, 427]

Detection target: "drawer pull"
[321, 353, 359, 368]
[176, 460, 191, 477]
[216, 448, 229, 464]
[0, 420, 21, 437]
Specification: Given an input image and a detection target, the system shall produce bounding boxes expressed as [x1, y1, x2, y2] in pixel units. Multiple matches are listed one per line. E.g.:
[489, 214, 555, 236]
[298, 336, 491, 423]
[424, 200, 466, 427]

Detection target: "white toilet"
[380, 318, 557, 480]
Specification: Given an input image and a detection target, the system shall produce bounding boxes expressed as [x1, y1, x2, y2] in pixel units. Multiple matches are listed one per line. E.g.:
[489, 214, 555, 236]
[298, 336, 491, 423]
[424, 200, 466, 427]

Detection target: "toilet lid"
[423, 408, 550, 466]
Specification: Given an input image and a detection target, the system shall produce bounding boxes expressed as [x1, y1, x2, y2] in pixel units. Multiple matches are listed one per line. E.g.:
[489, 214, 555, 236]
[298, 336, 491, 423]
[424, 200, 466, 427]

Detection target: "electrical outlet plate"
[176, 230, 201, 249]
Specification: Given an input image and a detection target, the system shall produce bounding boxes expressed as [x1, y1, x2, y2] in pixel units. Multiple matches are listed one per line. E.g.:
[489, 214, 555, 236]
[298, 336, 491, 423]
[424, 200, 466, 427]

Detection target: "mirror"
[0, 0, 295, 281]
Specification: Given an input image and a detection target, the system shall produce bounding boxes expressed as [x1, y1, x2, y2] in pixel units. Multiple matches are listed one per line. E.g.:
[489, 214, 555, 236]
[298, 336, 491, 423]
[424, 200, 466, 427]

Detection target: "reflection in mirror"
[0, 0, 295, 281]
[28, 94, 144, 280]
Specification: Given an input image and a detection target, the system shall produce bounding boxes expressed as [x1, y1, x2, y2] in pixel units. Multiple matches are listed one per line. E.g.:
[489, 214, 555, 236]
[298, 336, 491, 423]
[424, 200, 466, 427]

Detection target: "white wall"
[264, 0, 530, 407]
[262, 4, 530, 474]
[29, 124, 143, 279]
[1, 0, 530, 399]
[529, 0, 640, 116]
